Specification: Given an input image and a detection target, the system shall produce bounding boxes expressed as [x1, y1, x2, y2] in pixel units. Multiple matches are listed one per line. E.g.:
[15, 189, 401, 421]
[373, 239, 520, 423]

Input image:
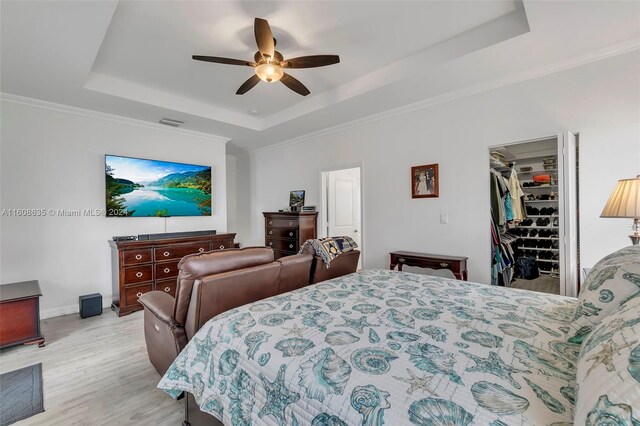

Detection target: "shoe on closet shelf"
[553, 217, 559, 227]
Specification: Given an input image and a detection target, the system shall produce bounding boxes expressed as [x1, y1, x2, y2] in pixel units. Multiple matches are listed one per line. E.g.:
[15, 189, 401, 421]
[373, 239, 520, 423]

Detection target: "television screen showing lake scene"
[105, 155, 211, 217]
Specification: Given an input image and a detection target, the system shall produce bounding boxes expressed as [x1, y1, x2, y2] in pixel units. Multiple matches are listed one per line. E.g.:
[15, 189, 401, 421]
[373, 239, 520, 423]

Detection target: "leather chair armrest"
[277, 253, 313, 293]
[139, 291, 175, 325]
[312, 250, 360, 284]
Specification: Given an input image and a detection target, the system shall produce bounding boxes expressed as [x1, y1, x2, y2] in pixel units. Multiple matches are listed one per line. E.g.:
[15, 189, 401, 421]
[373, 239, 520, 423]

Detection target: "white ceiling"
[2, 1, 639, 155]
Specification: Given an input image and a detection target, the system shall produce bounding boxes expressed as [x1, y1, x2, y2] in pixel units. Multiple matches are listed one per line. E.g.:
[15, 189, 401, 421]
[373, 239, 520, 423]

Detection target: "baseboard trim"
[41, 299, 113, 320]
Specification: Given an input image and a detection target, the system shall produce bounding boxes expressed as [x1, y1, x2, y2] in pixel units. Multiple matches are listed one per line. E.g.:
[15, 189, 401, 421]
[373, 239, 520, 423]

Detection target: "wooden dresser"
[0, 280, 45, 349]
[109, 233, 236, 317]
[263, 212, 318, 260]
[389, 251, 468, 281]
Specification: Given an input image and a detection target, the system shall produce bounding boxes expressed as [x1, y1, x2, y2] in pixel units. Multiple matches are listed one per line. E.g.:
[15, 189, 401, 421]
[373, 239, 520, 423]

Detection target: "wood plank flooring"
[0, 310, 184, 425]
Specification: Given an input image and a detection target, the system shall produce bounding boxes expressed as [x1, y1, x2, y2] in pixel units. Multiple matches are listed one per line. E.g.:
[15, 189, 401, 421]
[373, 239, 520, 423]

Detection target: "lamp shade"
[600, 176, 640, 218]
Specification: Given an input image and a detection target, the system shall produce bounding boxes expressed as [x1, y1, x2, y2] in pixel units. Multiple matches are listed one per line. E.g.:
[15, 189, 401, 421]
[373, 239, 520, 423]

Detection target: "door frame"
[487, 134, 579, 297]
[319, 162, 364, 267]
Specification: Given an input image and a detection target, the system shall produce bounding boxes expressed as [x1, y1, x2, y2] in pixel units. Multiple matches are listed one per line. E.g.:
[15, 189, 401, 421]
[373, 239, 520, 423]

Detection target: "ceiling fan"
[193, 18, 340, 96]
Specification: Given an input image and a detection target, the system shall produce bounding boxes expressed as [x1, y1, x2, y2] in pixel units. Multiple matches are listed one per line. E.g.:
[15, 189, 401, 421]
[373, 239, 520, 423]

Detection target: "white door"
[327, 168, 361, 248]
[558, 132, 578, 297]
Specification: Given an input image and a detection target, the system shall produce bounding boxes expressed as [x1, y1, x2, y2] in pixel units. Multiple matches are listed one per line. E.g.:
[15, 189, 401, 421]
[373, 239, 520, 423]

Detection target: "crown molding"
[0, 93, 231, 144]
[239, 37, 640, 159]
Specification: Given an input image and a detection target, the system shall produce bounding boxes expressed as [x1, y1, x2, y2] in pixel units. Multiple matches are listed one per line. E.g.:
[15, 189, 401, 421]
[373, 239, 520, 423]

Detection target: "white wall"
[0, 98, 229, 317]
[234, 51, 640, 285]
[226, 155, 237, 233]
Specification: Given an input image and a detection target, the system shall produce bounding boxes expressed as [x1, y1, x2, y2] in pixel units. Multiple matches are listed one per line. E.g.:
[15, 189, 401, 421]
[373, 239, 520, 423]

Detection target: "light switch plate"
[440, 214, 448, 224]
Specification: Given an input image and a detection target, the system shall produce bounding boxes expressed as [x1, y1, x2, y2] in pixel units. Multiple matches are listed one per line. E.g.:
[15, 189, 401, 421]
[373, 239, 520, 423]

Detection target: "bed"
[158, 269, 581, 425]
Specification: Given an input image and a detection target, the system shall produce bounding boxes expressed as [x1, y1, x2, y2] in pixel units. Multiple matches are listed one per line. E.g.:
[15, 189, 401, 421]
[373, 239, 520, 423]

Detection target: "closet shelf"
[519, 169, 558, 174]
[524, 248, 559, 252]
[526, 215, 558, 218]
[536, 259, 559, 263]
[518, 226, 559, 230]
[525, 200, 559, 203]
[518, 236, 559, 240]
[524, 185, 558, 189]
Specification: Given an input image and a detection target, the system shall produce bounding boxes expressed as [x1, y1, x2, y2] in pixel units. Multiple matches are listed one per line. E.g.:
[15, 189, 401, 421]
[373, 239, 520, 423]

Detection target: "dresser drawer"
[154, 243, 209, 261]
[123, 265, 153, 285]
[212, 239, 233, 251]
[123, 249, 152, 265]
[155, 261, 180, 280]
[266, 238, 299, 252]
[123, 283, 153, 308]
[397, 256, 455, 270]
[266, 227, 298, 240]
[265, 218, 299, 228]
[156, 279, 177, 297]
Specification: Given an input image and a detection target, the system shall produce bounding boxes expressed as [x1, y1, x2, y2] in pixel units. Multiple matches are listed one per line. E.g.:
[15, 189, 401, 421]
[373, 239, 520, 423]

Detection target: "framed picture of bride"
[411, 163, 439, 198]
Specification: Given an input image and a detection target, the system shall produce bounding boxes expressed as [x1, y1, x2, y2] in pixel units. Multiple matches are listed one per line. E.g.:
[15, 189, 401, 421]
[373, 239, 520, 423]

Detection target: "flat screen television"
[105, 154, 211, 217]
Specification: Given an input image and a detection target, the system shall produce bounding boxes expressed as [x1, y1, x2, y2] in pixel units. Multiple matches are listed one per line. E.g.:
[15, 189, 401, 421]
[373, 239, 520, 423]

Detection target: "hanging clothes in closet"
[507, 168, 526, 222]
[490, 164, 526, 286]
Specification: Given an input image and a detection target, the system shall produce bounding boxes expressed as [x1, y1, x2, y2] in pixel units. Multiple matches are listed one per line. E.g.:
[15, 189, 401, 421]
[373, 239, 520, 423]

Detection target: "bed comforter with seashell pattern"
[158, 269, 579, 425]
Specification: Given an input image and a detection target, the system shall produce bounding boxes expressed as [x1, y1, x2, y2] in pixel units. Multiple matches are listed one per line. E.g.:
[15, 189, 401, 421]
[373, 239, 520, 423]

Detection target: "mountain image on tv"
[105, 155, 212, 217]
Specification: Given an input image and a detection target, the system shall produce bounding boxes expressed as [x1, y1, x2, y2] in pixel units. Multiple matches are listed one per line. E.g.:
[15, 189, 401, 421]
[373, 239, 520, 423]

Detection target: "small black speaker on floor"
[79, 293, 102, 319]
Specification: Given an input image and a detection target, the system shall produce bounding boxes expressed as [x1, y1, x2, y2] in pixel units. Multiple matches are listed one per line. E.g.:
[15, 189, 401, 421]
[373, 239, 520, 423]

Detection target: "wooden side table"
[0, 280, 45, 349]
[390, 251, 468, 281]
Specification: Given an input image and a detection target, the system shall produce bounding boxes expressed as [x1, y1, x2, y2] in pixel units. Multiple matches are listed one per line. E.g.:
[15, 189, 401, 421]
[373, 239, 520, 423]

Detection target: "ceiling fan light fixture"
[255, 63, 283, 83]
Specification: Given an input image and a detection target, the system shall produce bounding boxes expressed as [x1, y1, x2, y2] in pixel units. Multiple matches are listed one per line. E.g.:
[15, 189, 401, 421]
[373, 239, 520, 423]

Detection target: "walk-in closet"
[489, 135, 579, 296]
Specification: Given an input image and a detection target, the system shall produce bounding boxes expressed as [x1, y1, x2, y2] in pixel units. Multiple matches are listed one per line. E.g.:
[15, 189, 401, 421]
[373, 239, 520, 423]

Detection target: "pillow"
[573, 295, 640, 425]
[569, 245, 640, 343]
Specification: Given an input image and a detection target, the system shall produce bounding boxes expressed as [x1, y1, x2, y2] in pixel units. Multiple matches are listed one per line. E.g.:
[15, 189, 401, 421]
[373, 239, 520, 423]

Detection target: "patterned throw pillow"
[569, 245, 640, 343]
[573, 296, 640, 425]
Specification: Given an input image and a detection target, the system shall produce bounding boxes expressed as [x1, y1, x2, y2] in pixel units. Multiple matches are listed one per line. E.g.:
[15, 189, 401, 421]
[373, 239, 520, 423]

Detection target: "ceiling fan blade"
[282, 55, 340, 69]
[236, 75, 261, 95]
[254, 18, 275, 59]
[281, 73, 310, 96]
[192, 56, 255, 67]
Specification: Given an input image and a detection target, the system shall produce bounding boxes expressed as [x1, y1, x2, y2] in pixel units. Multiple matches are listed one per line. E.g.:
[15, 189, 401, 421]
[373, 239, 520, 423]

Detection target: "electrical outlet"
[440, 214, 449, 224]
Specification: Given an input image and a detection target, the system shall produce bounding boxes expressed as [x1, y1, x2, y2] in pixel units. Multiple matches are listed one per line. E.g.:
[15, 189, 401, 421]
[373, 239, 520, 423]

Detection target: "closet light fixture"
[600, 175, 640, 245]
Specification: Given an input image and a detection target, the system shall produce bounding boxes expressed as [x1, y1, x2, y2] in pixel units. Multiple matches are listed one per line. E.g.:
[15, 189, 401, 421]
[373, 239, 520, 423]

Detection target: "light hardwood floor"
[0, 310, 184, 425]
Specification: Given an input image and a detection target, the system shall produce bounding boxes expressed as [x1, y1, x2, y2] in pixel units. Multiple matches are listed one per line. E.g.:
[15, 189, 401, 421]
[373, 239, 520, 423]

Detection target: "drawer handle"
[163, 267, 170, 273]
[199, 248, 205, 253]
[268, 242, 273, 246]
[135, 272, 143, 278]
[164, 287, 171, 293]
[289, 221, 293, 226]
[163, 251, 170, 257]
[268, 220, 273, 225]
[135, 254, 142, 260]
[289, 232, 293, 236]
[136, 292, 143, 298]
[219, 245, 225, 249]
[440, 263, 449, 267]
[398, 258, 406, 263]
[269, 230, 273, 235]
[289, 244, 294, 249]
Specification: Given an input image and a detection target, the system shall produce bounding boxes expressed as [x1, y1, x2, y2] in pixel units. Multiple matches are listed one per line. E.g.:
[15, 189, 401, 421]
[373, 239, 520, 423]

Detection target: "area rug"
[0, 363, 44, 426]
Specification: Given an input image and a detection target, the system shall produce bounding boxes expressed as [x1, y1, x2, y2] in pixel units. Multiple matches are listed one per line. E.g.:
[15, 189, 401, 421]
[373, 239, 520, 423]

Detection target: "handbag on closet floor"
[516, 256, 540, 280]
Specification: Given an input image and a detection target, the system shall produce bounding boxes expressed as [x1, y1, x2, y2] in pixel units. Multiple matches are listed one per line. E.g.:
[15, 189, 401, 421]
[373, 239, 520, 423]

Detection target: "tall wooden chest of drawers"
[263, 212, 317, 260]
[109, 233, 236, 317]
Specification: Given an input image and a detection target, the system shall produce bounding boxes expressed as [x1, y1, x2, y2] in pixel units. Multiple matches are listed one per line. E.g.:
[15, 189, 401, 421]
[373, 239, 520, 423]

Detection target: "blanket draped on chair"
[299, 236, 358, 267]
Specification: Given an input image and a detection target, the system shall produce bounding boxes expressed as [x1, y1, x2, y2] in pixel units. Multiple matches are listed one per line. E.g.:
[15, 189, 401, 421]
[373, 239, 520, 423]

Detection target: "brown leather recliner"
[310, 250, 360, 283]
[139, 247, 313, 376]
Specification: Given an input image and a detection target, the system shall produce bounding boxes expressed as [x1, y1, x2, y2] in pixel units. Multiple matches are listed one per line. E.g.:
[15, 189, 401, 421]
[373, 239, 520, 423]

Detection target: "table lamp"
[601, 175, 640, 245]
